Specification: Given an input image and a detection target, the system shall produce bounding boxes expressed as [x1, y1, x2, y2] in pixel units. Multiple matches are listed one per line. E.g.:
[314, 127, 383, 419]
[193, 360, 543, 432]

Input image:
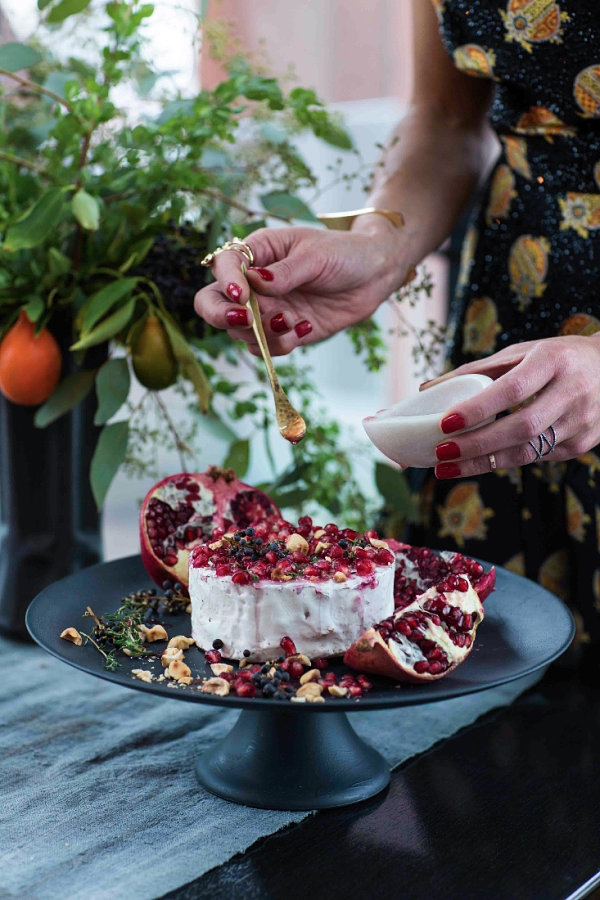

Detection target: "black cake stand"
[26, 555, 574, 810]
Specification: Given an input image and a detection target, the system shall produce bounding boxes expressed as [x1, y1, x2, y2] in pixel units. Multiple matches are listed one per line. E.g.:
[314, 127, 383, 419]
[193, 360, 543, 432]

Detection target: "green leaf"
[3, 188, 65, 252]
[34, 370, 96, 428]
[72, 189, 100, 231]
[0, 43, 43, 72]
[90, 421, 129, 509]
[24, 296, 44, 323]
[375, 463, 419, 517]
[260, 191, 318, 223]
[79, 278, 138, 333]
[47, 247, 71, 277]
[71, 298, 135, 350]
[46, 0, 92, 24]
[223, 438, 250, 478]
[94, 358, 130, 425]
[157, 312, 212, 412]
[200, 411, 237, 443]
[269, 487, 310, 509]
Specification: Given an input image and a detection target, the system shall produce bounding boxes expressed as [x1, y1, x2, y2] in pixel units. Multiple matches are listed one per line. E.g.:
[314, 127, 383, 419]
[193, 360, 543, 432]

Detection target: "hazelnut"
[286, 533, 309, 554]
[144, 624, 168, 643]
[167, 659, 191, 681]
[299, 668, 321, 685]
[211, 663, 234, 676]
[296, 682, 323, 699]
[131, 669, 153, 683]
[60, 627, 82, 646]
[327, 684, 348, 697]
[201, 677, 230, 696]
[167, 635, 195, 650]
[161, 647, 183, 667]
[333, 571, 347, 583]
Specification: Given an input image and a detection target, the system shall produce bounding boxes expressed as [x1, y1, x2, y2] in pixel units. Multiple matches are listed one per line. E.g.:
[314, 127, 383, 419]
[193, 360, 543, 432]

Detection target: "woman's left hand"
[423, 335, 600, 479]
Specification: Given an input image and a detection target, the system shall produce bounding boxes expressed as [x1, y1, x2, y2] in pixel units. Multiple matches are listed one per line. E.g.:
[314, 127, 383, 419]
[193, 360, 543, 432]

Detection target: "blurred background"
[0, 0, 449, 559]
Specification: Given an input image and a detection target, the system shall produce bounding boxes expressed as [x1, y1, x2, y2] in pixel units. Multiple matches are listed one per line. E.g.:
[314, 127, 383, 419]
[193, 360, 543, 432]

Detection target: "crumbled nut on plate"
[201, 677, 231, 696]
[167, 635, 195, 650]
[60, 627, 82, 646]
[167, 659, 191, 682]
[143, 624, 168, 643]
[299, 668, 321, 685]
[211, 663, 234, 676]
[131, 669, 153, 683]
[296, 682, 323, 699]
[161, 646, 184, 667]
[287, 653, 311, 667]
[327, 684, 348, 698]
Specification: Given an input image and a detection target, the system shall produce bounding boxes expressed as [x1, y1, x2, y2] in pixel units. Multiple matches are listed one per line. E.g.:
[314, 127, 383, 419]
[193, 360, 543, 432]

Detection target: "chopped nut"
[285, 533, 309, 554]
[306, 694, 325, 703]
[288, 653, 311, 668]
[201, 677, 231, 696]
[333, 571, 347, 583]
[211, 663, 234, 676]
[167, 659, 191, 681]
[144, 624, 168, 643]
[369, 537, 390, 550]
[122, 648, 134, 657]
[161, 646, 183, 668]
[296, 682, 323, 699]
[299, 668, 321, 685]
[156, 674, 166, 682]
[327, 684, 348, 698]
[185, 603, 192, 615]
[167, 681, 178, 688]
[178, 676, 193, 686]
[268, 666, 277, 679]
[313, 528, 326, 539]
[131, 669, 153, 683]
[291, 696, 307, 703]
[209, 539, 222, 550]
[238, 657, 249, 668]
[313, 540, 329, 555]
[60, 627, 82, 646]
[271, 568, 293, 581]
[167, 635, 195, 650]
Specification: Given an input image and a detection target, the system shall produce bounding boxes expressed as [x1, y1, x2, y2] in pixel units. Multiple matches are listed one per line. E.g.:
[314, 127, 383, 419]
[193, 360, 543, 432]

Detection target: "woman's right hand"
[193, 222, 412, 356]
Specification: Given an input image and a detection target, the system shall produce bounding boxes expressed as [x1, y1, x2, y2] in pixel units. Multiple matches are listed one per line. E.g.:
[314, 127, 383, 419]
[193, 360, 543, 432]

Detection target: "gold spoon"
[242, 268, 306, 444]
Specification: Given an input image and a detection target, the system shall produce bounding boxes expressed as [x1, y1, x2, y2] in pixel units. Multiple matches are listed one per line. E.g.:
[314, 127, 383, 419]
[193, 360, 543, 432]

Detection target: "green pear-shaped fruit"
[131, 315, 178, 391]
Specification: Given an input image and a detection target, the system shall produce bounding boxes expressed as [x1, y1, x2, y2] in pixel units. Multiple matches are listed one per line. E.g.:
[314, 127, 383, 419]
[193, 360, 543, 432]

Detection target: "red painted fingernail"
[435, 462, 461, 479]
[226, 282, 242, 302]
[270, 313, 289, 334]
[295, 320, 313, 338]
[436, 441, 461, 462]
[225, 308, 248, 327]
[249, 267, 274, 281]
[441, 413, 466, 434]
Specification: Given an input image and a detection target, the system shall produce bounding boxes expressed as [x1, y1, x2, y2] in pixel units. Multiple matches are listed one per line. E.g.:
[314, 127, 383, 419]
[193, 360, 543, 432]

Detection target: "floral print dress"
[409, 1, 600, 656]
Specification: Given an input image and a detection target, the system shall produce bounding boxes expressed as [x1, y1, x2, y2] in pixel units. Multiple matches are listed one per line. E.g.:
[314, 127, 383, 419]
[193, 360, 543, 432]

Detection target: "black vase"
[0, 340, 103, 638]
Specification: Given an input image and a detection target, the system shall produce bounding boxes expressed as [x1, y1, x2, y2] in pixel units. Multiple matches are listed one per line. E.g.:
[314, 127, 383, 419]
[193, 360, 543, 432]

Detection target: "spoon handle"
[245, 285, 306, 444]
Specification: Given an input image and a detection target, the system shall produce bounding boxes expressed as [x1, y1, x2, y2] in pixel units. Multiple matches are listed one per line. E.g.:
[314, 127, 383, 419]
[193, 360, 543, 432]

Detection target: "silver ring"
[488, 453, 497, 471]
[528, 425, 557, 461]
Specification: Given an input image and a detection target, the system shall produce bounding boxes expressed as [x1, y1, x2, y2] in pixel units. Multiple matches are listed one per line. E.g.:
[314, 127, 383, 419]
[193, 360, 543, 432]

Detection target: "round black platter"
[26, 555, 574, 810]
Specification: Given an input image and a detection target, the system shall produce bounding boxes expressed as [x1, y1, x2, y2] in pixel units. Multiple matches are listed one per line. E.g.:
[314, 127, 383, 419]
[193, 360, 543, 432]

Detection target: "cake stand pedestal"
[196, 706, 389, 809]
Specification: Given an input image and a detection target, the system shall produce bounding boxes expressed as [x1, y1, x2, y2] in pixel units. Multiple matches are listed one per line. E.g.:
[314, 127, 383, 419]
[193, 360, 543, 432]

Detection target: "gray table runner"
[0, 635, 540, 899]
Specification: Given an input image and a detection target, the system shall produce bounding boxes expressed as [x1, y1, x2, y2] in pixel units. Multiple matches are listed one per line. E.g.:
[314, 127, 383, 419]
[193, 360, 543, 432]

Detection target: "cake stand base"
[195, 707, 390, 810]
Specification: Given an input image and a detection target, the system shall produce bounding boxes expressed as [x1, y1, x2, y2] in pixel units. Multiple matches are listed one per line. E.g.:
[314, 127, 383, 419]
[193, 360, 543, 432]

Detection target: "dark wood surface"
[162, 663, 600, 900]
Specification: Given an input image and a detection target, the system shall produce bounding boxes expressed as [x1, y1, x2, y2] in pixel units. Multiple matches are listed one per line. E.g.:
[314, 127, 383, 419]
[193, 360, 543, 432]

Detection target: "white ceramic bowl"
[363, 374, 494, 468]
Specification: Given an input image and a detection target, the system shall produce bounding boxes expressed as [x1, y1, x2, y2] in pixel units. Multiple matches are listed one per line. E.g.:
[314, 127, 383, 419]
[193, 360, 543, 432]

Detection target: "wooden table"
[162, 664, 600, 900]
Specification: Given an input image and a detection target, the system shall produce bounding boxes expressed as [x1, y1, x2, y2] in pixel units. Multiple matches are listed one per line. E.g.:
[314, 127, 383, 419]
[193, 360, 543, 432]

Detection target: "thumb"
[246, 229, 324, 295]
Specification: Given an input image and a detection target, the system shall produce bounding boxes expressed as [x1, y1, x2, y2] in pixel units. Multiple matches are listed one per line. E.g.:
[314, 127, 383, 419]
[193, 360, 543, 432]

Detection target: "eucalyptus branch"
[152, 392, 193, 471]
[0, 67, 72, 110]
[0, 151, 53, 179]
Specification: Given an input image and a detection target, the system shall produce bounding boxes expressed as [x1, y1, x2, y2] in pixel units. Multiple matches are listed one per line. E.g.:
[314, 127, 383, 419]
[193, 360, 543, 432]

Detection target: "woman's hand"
[193, 223, 411, 356]
[422, 335, 600, 478]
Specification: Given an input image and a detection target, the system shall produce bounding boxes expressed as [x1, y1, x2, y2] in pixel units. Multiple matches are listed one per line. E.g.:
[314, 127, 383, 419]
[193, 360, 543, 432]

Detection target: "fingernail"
[225, 308, 249, 327]
[226, 282, 242, 302]
[441, 413, 466, 434]
[436, 441, 461, 462]
[270, 313, 289, 334]
[249, 267, 274, 282]
[435, 462, 461, 479]
[295, 320, 313, 338]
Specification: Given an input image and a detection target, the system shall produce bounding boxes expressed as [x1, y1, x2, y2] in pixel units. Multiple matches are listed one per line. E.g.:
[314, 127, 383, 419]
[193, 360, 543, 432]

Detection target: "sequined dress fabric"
[410, 1, 600, 654]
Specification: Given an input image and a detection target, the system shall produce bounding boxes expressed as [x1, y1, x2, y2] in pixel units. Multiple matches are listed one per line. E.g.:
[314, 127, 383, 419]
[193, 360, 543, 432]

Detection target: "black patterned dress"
[408, 1, 600, 658]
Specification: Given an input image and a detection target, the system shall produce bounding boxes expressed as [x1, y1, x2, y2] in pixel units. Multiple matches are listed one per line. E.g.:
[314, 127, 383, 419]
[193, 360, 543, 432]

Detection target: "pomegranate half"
[344, 574, 485, 683]
[139, 466, 280, 590]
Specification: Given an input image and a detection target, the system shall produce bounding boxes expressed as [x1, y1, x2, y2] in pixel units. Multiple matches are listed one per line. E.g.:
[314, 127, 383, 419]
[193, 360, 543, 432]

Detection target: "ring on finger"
[528, 424, 557, 461]
[200, 237, 254, 268]
[487, 453, 497, 472]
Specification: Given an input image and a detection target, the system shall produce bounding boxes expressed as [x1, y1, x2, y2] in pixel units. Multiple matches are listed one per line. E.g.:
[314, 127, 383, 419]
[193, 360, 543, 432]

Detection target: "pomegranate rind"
[139, 468, 280, 590]
[344, 580, 485, 683]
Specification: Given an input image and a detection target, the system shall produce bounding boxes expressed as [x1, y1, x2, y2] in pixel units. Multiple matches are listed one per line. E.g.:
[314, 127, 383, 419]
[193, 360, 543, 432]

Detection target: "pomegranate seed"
[414, 660, 429, 674]
[311, 657, 328, 669]
[428, 662, 445, 675]
[288, 660, 305, 679]
[356, 559, 375, 577]
[347, 685, 362, 698]
[164, 553, 178, 566]
[215, 563, 231, 577]
[356, 675, 373, 691]
[234, 670, 253, 682]
[205, 649, 221, 664]
[235, 682, 256, 698]
[280, 635, 297, 657]
[324, 523, 339, 535]
[232, 571, 250, 585]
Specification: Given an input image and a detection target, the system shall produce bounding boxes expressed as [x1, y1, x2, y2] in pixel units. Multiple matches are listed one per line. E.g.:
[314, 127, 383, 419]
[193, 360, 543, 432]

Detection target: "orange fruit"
[131, 314, 178, 391]
[0, 310, 62, 406]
